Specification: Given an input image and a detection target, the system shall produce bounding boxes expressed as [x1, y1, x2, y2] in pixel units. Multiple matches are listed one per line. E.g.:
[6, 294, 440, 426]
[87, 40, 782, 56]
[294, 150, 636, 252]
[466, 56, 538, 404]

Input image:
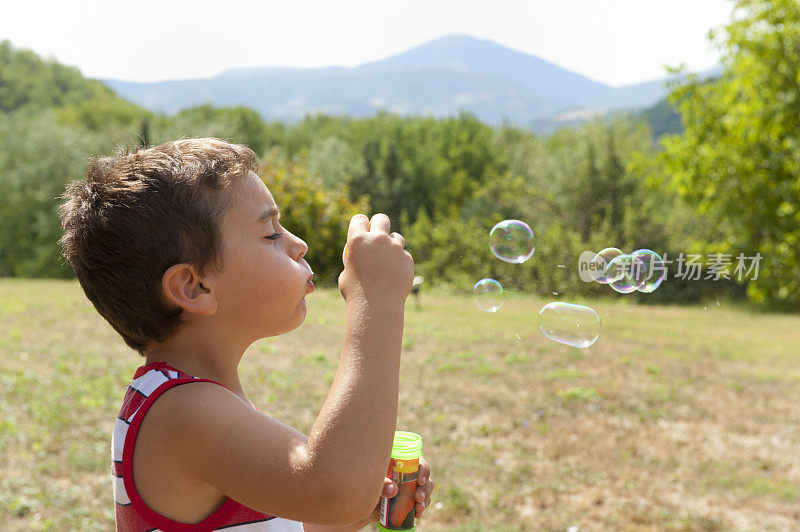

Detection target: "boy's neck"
[144, 337, 249, 403]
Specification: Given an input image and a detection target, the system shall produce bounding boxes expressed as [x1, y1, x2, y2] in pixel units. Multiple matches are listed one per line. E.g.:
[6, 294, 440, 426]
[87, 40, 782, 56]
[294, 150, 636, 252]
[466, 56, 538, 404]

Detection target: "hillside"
[101, 34, 716, 128]
[0, 40, 119, 113]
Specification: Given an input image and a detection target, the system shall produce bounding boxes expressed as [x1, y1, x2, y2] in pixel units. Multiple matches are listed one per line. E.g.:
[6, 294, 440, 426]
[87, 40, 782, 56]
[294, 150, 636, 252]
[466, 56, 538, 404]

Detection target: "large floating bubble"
[631, 249, 666, 293]
[489, 220, 535, 264]
[473, 278, 504, 313]
[538, 302, 601, 348]
[588, 247, 624, 284]
[604, 254, 647, 294]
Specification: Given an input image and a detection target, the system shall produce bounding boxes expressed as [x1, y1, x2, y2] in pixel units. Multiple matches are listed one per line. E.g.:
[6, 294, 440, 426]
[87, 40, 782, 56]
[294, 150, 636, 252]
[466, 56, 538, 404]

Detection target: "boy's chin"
[262, 304, 307, 337]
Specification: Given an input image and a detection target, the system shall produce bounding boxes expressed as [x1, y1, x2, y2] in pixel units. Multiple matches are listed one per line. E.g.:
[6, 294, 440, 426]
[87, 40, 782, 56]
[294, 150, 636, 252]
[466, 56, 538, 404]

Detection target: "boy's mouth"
[305, 273, 315, 292]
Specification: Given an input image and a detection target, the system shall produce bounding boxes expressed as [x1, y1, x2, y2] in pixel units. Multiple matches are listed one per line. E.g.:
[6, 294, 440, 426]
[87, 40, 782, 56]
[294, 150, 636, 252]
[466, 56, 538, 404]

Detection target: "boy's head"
[59, 138, 260, 355]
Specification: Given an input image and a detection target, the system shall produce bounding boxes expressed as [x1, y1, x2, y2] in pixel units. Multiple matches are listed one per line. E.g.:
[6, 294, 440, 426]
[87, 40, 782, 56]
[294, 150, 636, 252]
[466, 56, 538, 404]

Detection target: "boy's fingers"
[369, 213, 391, 234]
[390, 232, 406, 248]
[416, 478, 434, 516]
[415, 496, 427, 516]
[416, 477, 433, 501]
[416, 472, 434, 516]
[414, 456, 434, 517]
[418, 457, 430, 486]
[348, 214, 369, 240]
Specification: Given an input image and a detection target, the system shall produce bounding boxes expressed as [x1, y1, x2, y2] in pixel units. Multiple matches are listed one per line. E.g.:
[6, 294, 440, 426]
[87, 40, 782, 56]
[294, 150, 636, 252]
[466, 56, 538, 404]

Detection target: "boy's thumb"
[380, 478, 398, 498]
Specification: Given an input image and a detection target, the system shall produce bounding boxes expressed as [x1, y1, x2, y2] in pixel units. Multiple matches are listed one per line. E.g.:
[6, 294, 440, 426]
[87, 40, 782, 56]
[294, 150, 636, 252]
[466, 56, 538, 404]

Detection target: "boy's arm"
[145, 214, 413, 526]
[300, 212, 412, 518]
[302, 517, 374, 532]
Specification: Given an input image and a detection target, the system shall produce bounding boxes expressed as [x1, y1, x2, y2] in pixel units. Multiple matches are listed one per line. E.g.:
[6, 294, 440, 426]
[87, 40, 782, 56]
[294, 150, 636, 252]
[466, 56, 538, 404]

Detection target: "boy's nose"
[294, 234, 308, 261]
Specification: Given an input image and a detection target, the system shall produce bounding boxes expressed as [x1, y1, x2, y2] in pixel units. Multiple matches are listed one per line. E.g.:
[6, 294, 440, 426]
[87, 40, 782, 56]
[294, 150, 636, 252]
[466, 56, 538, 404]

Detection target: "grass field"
[1, 279, 799, 531]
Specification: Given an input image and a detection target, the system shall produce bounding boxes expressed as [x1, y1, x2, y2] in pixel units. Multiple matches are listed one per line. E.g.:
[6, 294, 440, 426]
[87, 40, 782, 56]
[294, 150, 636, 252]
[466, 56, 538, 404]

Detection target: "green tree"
[307, 136, 366, 191]
[151, 104, 274, 156]
[54, 98, 151, 136]
[0, 109, 118, 277]
[344, 112, 505, 228]
[660, 0, 800, 308]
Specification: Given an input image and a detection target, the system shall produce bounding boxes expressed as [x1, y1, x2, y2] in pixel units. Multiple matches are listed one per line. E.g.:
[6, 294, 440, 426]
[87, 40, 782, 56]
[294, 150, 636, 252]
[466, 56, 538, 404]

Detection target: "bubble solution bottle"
[377, 431, 423, 531]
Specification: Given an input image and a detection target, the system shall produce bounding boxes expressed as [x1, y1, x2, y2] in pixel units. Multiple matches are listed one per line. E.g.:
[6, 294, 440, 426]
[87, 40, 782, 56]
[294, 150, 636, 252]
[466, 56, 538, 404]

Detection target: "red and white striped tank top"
[112, 361, 304, 531]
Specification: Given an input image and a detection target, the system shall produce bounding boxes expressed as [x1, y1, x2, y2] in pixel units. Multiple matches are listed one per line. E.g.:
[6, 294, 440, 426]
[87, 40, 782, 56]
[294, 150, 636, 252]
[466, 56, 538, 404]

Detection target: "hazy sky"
[1, 0, 734, 87]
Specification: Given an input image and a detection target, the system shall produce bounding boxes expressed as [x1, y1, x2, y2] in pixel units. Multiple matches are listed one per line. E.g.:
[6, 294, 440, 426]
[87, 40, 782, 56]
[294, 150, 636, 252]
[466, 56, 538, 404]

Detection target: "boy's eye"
[265, 233, 283, 241]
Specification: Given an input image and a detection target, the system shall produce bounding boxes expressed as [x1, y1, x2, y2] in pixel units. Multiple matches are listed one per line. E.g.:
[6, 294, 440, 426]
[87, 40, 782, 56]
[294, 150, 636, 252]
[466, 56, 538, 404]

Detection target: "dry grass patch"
[1, 280, 799, 530]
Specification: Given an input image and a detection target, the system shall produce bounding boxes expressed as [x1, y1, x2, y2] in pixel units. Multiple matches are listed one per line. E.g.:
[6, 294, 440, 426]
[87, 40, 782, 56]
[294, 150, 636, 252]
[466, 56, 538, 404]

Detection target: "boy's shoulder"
[139, 375, 244, 433]
[127, 365, 250, 449]
[123, 365, 245, 475]
[120, 365, 222, 425]
[120, 363, 258, 485]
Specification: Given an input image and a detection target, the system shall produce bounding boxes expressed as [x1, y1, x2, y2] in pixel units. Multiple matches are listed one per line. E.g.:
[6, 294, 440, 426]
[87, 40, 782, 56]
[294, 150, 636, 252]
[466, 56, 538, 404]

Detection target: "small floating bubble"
[604, 254, 647, 294]
[473, 278, 504, 313]
[489, 220, 535, 263]
[538, 302, 601, 348]
[631, 249, 666, 293]
[588, 247, 624, 284]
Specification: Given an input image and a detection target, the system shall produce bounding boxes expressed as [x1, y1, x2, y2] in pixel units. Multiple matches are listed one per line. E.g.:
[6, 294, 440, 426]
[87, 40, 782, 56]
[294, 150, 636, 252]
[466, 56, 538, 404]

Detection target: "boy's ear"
[161, 263, 218, 316]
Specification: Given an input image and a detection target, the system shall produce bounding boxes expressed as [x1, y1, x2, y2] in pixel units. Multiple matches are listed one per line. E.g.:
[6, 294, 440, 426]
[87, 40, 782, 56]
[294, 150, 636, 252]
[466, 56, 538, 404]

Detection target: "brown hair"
[58, 138, 259, 355]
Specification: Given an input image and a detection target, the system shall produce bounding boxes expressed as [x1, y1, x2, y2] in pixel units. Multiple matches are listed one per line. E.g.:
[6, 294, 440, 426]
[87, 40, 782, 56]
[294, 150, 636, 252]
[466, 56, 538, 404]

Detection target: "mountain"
[640, 96, 684, 138]
[101, 34, 717, 129]
[356, 35, 610, 108]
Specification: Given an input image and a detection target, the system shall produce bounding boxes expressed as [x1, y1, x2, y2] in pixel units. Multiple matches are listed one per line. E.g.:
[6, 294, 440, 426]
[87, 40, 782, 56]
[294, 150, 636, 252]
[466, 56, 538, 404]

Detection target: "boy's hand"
[370, 457, 435, 523]
[338, 213, 414, 305]
[413, 457, 435, 518]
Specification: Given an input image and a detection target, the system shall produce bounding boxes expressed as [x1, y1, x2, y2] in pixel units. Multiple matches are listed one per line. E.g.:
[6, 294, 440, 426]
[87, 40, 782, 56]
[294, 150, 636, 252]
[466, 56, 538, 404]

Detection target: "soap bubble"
[473, 278, 504, 312]
[489, 220, 535, 264]
[604, 254, 647, 294]
[631, 249, 666, 293]
[538, 302, 601, 348]
[588, 247, 624, 284]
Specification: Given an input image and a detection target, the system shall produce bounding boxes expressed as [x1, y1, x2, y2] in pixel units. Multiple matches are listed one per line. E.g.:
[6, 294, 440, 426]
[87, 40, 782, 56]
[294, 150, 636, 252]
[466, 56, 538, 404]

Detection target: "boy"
[58, 138, 434, 531]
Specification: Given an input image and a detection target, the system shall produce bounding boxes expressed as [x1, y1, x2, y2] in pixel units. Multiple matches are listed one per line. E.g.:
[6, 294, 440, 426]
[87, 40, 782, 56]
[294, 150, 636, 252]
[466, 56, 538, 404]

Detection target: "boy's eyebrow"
[256, 207, 280, 224]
